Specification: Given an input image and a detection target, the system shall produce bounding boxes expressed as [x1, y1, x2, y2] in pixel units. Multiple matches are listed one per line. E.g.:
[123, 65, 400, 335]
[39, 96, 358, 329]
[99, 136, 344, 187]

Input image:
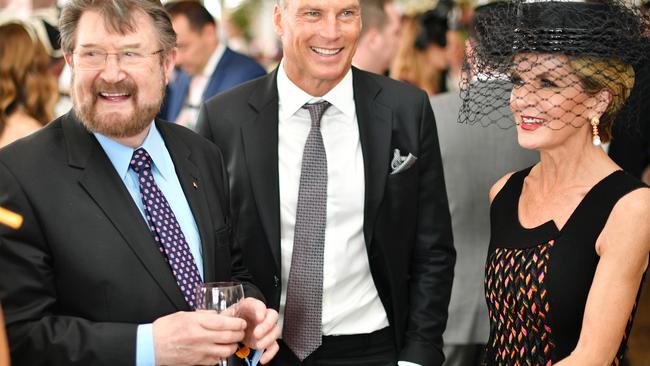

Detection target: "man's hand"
[237, 297, 281, 364]
[153, 310, 246, 365]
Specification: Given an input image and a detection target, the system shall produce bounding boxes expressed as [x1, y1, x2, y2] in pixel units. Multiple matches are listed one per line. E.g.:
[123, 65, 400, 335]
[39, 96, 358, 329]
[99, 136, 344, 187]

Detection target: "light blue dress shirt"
[95, 124, 203, 366]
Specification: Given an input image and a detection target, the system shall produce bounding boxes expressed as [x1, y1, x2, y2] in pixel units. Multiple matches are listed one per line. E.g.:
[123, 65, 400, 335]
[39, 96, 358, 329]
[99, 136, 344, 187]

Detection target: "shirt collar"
[94, 122, 175, 181]
[201, 42, 226, 78]
[277, 60, 355, 121]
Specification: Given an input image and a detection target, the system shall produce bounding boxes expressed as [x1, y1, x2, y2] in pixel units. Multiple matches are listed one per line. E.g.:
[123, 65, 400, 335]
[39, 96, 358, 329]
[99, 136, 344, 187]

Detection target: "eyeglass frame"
[70, 48, 166, 70]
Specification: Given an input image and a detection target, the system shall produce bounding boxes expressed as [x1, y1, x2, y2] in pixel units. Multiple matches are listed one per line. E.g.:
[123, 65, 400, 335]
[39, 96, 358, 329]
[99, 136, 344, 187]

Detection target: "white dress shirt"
[276, 62, 389, 336]
[176, 43, 226, 130]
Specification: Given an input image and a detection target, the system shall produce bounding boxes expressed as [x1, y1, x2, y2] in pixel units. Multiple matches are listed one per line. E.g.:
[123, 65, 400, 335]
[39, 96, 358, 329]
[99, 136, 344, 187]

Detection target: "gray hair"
[59, 0, 176, 54]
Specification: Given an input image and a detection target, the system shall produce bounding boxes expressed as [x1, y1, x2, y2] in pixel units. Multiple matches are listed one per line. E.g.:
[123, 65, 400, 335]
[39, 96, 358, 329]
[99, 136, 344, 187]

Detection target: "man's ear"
[202, 23, 218, 42]
[64, 53, 74, 68]
[163, 48, 177, 85]
[273, 3, 284, 37]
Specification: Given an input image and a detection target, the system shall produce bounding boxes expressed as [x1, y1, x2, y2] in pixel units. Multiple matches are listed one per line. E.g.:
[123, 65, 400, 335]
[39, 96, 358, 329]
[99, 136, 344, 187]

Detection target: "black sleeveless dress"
[484, 167, 647, 365]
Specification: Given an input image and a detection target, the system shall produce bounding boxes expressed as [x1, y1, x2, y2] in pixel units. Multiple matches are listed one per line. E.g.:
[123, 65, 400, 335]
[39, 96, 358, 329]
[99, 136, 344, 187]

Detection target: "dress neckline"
[515, 168, 624, 235]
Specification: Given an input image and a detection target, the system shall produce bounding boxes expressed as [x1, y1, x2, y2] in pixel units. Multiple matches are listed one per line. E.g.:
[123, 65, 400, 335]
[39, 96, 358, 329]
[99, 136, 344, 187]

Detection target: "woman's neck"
[536, 141, 617, 192]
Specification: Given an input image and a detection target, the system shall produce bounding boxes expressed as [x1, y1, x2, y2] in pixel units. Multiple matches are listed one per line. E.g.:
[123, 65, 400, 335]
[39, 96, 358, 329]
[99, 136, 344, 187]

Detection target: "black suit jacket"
[0, 112, 262, 365]
[196, 68, 455, 365]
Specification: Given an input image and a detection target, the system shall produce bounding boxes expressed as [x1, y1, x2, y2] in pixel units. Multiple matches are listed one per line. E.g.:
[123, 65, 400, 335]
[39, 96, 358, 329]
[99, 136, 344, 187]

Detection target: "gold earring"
[591, 116, 601, 146]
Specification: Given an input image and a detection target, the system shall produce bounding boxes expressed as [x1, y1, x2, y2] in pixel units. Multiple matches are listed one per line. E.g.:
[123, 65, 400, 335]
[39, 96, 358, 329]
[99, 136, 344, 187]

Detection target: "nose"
[319, 14, 341, 40]
[98, 54, 126, 83]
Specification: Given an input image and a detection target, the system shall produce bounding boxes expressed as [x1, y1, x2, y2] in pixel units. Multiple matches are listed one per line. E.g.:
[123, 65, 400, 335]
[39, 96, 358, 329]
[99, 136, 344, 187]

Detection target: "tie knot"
[130, 147, 152, 174]
[302, 100, 331, 128]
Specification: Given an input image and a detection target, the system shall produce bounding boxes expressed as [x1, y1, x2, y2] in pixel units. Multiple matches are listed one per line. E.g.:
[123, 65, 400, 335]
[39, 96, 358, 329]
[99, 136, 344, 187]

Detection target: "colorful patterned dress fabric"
[483, 167, 647, 366]
[485, 240, 555, 365]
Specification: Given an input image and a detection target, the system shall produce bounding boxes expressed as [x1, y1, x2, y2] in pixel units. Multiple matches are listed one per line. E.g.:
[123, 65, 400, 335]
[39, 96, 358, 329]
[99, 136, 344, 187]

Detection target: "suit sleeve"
[400, 92, 456, 365]
[0, 161, 137, 366]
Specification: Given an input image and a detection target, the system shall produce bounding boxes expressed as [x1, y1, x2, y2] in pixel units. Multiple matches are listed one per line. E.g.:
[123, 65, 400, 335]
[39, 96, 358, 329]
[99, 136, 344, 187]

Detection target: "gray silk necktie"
[282, 100, 331, 361]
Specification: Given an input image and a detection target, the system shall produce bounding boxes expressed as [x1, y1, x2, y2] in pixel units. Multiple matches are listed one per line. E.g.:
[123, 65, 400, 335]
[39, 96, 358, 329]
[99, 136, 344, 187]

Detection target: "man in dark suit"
[158, 1, 267, 128]
[196, 0, 455, 365]
[0, 1, 279, 365]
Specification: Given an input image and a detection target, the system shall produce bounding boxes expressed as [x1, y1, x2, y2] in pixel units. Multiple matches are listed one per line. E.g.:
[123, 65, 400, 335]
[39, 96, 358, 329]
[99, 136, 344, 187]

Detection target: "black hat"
[459, 0, 650, 139]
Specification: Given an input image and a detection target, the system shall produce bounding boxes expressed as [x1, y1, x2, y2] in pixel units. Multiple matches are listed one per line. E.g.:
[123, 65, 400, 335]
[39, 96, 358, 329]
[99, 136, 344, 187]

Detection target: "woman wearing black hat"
[461, 1, 650, 364]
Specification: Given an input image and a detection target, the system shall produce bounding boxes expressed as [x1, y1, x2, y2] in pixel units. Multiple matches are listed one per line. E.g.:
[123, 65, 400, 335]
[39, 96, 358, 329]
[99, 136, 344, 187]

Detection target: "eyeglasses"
[72, 49, 164, 70]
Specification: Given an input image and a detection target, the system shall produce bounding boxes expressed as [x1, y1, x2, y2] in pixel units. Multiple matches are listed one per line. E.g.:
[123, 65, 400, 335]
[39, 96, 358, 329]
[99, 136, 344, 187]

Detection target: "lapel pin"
[192, 181, 198, 189]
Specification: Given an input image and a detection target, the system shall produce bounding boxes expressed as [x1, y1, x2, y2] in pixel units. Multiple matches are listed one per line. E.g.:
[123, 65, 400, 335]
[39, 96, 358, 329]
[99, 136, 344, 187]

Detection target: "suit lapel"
[156, 121, 216, 282]
[240, 72, 281, 269]
[63, 113, 189, 310]
[353, 68, 393, 248]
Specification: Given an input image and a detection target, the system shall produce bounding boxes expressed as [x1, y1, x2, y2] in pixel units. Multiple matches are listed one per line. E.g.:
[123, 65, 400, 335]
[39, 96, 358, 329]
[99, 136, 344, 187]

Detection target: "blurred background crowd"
[0, 0, 648, 365]
[0, 0, 475, 139]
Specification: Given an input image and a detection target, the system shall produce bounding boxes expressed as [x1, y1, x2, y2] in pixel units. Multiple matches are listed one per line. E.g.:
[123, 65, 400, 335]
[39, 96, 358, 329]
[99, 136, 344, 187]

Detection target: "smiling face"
[274, 0, 361, 96]
[66, 10, 175, 141]
[509, 53, 600, 150]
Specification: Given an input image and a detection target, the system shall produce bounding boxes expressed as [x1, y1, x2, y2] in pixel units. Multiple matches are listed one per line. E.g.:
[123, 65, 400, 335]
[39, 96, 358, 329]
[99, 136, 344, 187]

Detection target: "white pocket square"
[390, 149, 417, 175]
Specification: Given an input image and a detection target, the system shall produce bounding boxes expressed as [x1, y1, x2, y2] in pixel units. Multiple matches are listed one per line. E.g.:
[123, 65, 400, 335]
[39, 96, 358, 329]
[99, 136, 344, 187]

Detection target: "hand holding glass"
[195, 282, 245, 366]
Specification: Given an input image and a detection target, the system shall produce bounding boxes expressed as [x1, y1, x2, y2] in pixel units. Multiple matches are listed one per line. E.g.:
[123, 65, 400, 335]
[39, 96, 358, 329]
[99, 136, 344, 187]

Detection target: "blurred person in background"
[391, 8, 449, 96]
[159, 0, 266, 129]
[0, 22, 58, 148]
[444, 1, 473, 92]
[444, 29, 465, 92]
[26, 6, 75, 117]
[352, 0, 402, 75]
[608, 58, 650, 186]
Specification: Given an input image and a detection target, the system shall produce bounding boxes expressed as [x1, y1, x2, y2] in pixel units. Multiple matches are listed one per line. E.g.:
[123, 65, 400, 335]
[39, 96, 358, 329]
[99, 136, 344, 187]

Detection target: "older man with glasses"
[0, 1, 280, 365]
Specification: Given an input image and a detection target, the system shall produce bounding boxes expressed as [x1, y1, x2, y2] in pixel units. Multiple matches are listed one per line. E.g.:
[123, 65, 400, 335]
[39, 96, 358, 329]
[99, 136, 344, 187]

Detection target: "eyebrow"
[77, 42, 143, 49]
[295, 3, 360, 12]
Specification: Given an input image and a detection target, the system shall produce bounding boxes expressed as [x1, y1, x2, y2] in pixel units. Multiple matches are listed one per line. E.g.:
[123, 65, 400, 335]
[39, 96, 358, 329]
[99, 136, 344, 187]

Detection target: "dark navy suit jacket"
[159, 47, 266, 122]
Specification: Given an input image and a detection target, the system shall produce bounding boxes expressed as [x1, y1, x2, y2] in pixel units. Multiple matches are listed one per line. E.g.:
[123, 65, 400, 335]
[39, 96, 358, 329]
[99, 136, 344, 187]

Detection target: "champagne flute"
[195, 282, 245, 366]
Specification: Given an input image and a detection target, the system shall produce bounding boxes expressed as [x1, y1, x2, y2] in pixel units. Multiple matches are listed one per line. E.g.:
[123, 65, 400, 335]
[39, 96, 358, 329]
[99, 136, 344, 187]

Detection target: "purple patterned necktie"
[130, 147, 203, 309]
[283, 101, 331, 361]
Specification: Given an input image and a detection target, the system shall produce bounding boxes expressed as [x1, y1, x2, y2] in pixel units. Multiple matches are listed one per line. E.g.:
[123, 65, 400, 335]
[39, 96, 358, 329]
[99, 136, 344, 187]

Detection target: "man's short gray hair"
[59, 0, 176, 54]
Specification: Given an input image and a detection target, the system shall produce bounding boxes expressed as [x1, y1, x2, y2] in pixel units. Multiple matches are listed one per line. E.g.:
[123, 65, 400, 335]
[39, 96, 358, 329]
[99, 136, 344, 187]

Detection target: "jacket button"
[274, 275, 280, 287]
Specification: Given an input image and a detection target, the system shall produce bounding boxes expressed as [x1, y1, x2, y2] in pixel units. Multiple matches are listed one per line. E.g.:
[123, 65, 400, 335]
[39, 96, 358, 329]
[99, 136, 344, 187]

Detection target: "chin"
[314, 66, 348, 81]
[517, 134, 543, 151]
